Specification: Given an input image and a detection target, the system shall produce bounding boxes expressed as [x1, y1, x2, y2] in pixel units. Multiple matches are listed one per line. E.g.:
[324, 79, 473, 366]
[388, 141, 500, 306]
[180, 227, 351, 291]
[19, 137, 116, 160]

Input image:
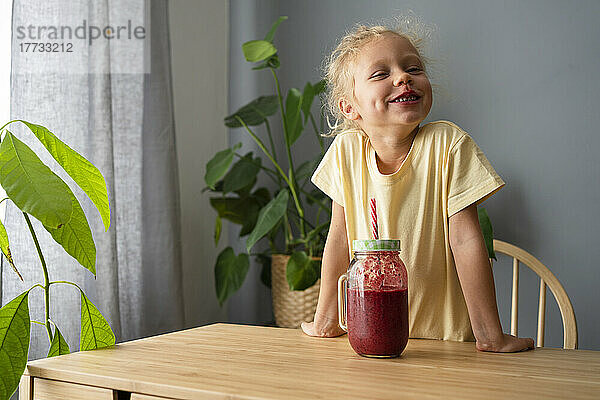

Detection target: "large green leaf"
[0, 291, 30, 400]
[301, 82, 315, 124]
[242, 40, 277, 62]
[19, 121, 111, 231]
[256, 254, 272, 288]
[45, 192, 97, 276]
[210, 188, 269, 236]
[0, 217, 21, 280]
[253, 187, 271, 208]
[210, 197, 247, 225]
[284, 89, 303, 146]
[223, 153, 261, 194]
[264, 16, 288, 42]
[47, 325, 70, 357]
[224, 96, 279, 128]
[299, 79, 325, 124]
[306, 188, 327, 206]
[241, 207, 261, 237]
[246, 189, 289, 252]
[204, 143, 242, 190]
[250, 16, 287, 70]
[215, 247, 250, 306]
[214, 215, 222, 246]
[80, 291, 115, 351]
[233, 176, 257, 198]
[205, 150, 233, 190]
[210, 196, 261, 236]
[295, 157, 321, 182]
[477, 207, 496, 261]
[0, 131, 73, 229]
[286, 251, 320, 290]
[312, 79, 326, 95]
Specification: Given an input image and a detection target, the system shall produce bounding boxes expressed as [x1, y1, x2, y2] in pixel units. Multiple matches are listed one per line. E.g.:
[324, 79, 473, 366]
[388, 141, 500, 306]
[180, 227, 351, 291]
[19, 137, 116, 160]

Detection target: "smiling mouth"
[390, 95, 420, 104]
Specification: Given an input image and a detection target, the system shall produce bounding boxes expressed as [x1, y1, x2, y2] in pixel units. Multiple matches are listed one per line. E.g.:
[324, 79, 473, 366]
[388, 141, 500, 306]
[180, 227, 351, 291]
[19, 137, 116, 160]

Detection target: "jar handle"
[337, 273, 348, 332]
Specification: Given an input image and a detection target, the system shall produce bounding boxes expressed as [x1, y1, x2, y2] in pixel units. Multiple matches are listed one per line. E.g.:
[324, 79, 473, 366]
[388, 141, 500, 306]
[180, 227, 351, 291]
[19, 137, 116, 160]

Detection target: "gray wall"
[227, 0, 279, 325]
[230, 0, 600, 349]
[169, 0, 229, 328]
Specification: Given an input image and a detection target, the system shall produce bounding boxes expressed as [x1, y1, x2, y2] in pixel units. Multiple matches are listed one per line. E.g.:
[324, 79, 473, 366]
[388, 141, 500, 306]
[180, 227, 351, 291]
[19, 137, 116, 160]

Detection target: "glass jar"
[338, 240, 409, 358]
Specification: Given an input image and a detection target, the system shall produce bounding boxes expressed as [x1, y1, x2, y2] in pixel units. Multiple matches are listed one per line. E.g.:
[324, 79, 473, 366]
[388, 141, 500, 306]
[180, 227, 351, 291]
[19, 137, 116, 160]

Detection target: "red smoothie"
[346, 286, 408, 358]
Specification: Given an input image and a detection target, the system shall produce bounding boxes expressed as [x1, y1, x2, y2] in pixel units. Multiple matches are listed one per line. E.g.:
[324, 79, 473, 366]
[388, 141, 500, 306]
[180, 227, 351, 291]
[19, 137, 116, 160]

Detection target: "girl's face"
[341, 33, 432, 135]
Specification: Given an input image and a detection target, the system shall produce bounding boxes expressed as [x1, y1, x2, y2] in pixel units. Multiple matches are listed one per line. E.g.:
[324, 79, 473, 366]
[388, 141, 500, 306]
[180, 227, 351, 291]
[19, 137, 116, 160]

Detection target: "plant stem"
[23, 212, 52, 342]
[235, 116, 306, 235]
[309, 112, 324, 153]
[300, 188, 332, 214]
[286, 217, 294, 242]
[263, 119, 278, 164]
[270, 69, 291, 165]
[268, 238, 276, 253]
[264, 119, 282, 187]
[235, 116, 287, 181]
[287, 206, 316, 230]
[270, 68, 305, 237]
[283, 214, 291, 251]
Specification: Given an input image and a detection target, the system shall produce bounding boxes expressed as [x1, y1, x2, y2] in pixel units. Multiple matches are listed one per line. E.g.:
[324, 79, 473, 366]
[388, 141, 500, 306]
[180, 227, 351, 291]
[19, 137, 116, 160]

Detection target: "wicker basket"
[271, 254, 321, 328]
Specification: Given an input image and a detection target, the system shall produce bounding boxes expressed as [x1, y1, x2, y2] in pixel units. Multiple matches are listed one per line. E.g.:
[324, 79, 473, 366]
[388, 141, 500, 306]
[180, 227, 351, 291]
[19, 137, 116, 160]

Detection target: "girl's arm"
[301, 200, 349, 337]
[449, 203, 535, 352]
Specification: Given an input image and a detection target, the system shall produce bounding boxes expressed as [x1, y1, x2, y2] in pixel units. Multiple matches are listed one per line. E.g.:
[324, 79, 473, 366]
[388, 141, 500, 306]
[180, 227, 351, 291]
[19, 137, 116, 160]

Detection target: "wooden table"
[20, 323, 600, 399]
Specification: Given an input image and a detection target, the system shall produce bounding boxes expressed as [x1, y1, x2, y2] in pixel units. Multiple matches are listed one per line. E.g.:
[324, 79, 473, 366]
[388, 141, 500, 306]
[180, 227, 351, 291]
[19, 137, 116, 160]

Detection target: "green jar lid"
[352, 239, 401, 252]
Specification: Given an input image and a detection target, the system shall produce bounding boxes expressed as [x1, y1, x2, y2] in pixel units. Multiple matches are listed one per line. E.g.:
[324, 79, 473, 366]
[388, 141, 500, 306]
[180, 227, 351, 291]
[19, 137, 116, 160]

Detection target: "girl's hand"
[301, 311, 346, 338]
[476, 334, 535, 352]
[301, 200, 348, 339]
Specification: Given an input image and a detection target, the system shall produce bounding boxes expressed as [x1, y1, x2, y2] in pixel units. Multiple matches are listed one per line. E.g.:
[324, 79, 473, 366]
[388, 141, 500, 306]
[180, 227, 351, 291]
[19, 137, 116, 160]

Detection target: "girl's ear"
[339, 98, 360, 120]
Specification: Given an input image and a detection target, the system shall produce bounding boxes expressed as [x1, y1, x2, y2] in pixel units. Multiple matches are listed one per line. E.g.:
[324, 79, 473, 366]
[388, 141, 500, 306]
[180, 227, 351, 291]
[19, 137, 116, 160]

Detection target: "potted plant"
[0, 120, 114, 399]
[203, 16, 330, 327]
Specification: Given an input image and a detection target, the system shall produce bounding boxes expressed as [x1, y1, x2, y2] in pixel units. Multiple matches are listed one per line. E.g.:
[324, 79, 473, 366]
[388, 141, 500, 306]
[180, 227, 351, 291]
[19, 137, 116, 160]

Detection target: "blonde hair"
[321, 12, 440, 137]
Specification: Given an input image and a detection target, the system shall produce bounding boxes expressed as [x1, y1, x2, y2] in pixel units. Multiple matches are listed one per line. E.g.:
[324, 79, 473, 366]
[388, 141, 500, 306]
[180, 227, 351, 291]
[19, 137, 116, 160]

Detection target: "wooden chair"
[491, 239, 578, 349]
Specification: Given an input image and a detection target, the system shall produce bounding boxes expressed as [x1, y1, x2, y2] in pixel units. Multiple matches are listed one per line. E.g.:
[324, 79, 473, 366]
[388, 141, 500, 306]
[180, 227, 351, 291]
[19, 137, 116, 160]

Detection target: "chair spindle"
[537, 279, 547, 347]
[510, 257, 519, 336]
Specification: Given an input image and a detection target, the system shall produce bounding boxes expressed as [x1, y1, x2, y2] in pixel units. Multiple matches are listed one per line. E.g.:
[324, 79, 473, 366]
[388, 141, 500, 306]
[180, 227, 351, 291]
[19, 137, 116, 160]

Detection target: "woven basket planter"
[271, 254, 321, 328]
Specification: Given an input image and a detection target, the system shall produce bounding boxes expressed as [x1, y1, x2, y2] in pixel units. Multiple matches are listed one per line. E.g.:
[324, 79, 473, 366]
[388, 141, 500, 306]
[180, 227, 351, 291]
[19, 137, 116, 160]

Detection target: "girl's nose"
[393, 73, 412, 87]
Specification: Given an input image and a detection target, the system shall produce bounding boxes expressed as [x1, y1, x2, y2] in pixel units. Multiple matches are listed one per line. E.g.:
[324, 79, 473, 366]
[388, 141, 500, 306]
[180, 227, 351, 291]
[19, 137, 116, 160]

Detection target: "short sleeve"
[311, 136, 345, 206]
[446, 134, 505, 217]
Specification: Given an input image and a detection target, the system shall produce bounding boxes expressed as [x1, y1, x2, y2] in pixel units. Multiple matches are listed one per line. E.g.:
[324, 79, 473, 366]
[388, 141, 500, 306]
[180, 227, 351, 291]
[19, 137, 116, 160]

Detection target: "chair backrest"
[491, 239, 578, 349]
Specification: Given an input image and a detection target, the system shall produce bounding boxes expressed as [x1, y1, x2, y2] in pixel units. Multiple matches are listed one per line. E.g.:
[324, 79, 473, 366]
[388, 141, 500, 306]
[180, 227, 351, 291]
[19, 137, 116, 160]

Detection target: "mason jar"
[338, 240, 409, 358]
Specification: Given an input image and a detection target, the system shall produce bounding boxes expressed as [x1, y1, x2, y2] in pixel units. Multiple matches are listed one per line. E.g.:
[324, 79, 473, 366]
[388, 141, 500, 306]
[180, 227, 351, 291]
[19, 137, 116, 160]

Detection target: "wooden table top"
[25, 323, 600, 399]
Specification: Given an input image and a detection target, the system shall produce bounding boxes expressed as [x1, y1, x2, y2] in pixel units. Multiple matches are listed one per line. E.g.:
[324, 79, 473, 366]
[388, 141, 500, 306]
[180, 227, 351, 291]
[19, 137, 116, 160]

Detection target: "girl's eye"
[371, 72, 388, 79]
[371, 68, 422, 79]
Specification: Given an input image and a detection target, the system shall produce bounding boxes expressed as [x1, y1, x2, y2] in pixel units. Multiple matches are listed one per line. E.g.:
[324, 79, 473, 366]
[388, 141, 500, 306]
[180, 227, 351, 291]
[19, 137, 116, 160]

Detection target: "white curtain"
[1, 0, 184, 364]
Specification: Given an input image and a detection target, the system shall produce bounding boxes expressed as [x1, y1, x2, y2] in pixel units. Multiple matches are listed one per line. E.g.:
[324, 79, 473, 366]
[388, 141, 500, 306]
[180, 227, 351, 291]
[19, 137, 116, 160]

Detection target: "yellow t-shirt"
[311, 120, 505, 341]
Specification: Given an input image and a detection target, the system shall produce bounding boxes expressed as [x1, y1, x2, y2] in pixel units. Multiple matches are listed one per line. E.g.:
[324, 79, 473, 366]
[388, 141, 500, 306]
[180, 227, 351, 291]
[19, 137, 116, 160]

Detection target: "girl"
[301, 19, 534, 352]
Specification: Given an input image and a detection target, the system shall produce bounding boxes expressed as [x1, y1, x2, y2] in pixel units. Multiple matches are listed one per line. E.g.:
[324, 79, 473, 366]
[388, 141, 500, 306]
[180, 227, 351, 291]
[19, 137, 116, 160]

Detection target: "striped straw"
[370, 198, 378, 239]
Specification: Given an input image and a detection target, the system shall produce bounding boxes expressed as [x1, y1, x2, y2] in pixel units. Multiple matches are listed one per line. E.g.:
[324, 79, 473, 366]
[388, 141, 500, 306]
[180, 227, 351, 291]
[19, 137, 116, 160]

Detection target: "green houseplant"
[0, 120, 114, 400]
[204, 16, 331, 309]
